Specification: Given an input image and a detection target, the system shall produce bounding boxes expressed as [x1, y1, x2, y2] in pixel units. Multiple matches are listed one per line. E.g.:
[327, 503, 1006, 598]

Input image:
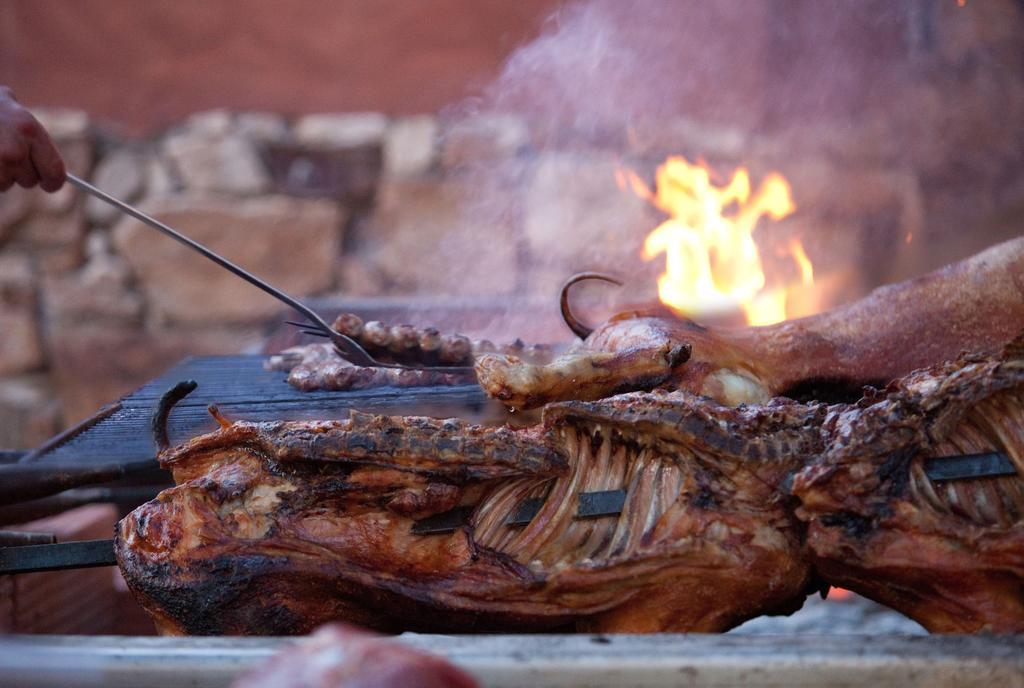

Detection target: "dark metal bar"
[0, 460, 159, 505]
[0, 531, 57, 547]
[0, 451, 26, 464]
[577, 489, 627, 519]
[420, 489, 630, 535]
[506, 497, 544, 527]
[0, 487, 163, 526]
[0, 539, 116, 574]
[409, 506, 474, 535]
[925, 452, 1017, 481]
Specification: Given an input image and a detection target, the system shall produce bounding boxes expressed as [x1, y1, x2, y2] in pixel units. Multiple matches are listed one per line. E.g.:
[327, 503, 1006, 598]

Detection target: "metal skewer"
[65, 173, 473, 372]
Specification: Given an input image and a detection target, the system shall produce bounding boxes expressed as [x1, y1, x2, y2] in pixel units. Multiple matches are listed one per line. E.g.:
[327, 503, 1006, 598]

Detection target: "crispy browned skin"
[231, 623, 478, 688]
[116, 394, 819, 636]
[792, 338, 1024, 633]
[119, 335, 1024, 636]
[479, 236, 1024, 409]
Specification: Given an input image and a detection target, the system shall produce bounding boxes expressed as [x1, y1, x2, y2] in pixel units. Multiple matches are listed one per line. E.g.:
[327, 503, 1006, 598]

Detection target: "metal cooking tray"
[1, 634, 1023, 688]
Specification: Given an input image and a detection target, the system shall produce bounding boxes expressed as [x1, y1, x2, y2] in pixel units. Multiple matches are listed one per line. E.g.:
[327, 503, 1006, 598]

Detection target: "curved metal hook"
[559, 272, 623, 340]
[152, 380, 198, 452]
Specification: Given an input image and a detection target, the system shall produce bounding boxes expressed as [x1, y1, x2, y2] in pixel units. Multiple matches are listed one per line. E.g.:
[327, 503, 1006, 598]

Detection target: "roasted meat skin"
[479, 236, 1024, 408]
[792, 338, 1024, 633]
[120, 333, 1024, 636]
[116, 393, 820, 636]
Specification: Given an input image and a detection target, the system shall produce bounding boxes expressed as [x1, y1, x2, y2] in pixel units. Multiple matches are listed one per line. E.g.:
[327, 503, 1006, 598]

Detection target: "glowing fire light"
[622, 156, 812, 326]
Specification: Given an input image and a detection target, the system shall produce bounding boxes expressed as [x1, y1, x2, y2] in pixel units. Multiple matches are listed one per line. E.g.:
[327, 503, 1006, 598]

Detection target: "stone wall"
[2, 92, 1022, 449]
[1, 1, 1023, 449]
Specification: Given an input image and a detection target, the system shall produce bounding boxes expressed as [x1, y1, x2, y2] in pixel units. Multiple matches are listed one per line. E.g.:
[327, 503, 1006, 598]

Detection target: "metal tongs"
[66, 173, 473, 373]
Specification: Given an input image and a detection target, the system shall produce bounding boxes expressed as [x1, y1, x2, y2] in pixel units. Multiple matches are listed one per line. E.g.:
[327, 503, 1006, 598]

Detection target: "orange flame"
[627, 156, 812, 325]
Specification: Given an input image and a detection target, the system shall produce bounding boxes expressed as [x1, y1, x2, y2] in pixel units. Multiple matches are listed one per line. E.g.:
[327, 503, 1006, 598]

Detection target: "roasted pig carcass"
[116, 391, 822, 635]
[792, 337, 1024, 632]
[118, 334, 1024, 635]
[231, 624, 477, 688]
[478, 236, 1024, 409]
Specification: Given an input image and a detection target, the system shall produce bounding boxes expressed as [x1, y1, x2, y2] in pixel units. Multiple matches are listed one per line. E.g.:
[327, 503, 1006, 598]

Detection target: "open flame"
[619, 156, 812, 326]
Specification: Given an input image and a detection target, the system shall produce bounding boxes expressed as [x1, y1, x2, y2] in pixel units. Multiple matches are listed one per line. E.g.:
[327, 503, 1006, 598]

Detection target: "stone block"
[111, 195, 343, 324]
[384, 115, 438, 177]
[356, 176, 518, 296]
[49, 322, 262, 426]
[44, 252, 144, 326]
[755, 117, 899, 169]
[440, 114, 530, 168]
[184, 109, 233, 137]
[33, 108, 89, 140]
[145, 154, 180, 197]
[334, 255, 388, 298]
[164, 130, 269, 195]
[9, 208, 87, 279]
[85, 150, 146, 225]
[294, 113, 389, 149]
[0, 255, 42, 375]
[627, 117, 748, 159]
[781, 159, 924, 239]
[523, 152, 655, 275]
[235, 112, 290, 142]
[0, 375, 61, 449]
[262, 143, 381, 202]
[0, 187, 35, 241]
[11, 209, 84, 250]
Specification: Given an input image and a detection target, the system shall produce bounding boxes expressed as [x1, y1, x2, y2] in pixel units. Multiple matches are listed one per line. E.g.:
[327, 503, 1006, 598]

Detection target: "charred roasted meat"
[269, 342, 477, 392]
[792, 338, 1024, 632]
[118, 333, 1024, 636]
[117, 388, 820, 635]
[231, 624, 477, 688]
[269, 316, 554, 392]
[479, 236, 1024, 409]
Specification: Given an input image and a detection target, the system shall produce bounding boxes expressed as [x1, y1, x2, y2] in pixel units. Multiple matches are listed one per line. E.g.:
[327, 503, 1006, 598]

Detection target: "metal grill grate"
[26, 355, 489, 465]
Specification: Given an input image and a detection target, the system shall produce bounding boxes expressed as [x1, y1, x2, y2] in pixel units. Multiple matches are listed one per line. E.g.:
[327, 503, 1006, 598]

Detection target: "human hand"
[0, 86, 66, 192]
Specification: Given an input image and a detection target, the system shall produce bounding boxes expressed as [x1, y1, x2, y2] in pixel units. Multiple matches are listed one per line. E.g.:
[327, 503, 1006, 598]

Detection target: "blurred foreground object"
[231, 623, 478, 688]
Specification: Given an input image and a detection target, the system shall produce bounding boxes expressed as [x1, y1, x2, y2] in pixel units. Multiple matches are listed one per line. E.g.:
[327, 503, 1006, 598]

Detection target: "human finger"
[14, 149, 42, 188]
[28, 127, 65, 191]
[0, 134, 29, 181]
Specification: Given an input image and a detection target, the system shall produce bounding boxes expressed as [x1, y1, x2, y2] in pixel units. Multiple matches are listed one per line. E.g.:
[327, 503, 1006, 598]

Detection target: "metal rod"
[65, 173, 376, 366]
[0, 539, 116, 575]
[924, 451, 1016, 481]
[0, 487, 164, 527]
[0, 460, 159, 505]
[0, 531, 57, 547]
